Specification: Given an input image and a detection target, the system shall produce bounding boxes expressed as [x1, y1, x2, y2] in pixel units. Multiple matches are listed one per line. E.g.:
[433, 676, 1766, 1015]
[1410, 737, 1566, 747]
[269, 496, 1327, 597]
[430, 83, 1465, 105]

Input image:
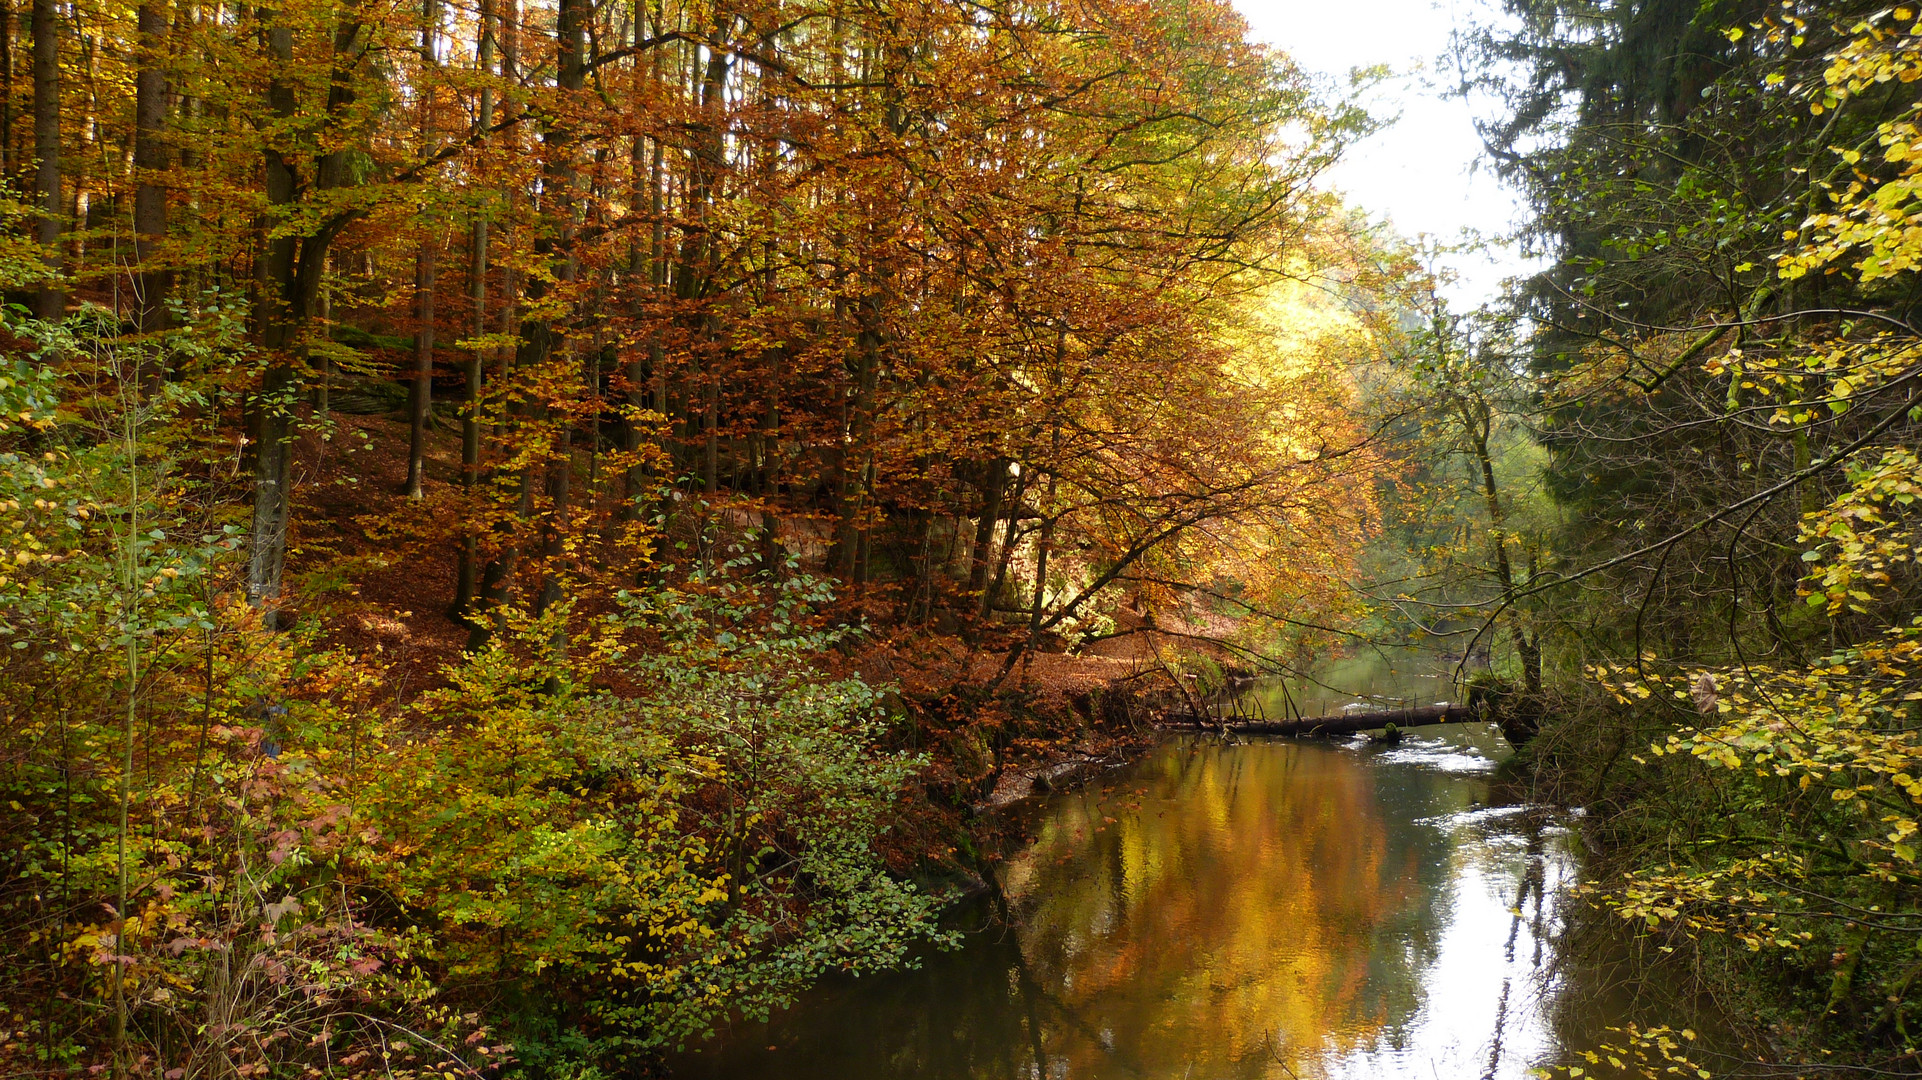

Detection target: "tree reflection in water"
[675, 731, 1613, 1080]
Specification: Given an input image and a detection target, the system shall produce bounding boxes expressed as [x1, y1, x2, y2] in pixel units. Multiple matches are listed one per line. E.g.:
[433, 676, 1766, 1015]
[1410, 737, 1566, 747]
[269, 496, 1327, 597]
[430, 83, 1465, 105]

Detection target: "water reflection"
[678, 726, 1596, 1079]
[1243, 646, 1462, 719]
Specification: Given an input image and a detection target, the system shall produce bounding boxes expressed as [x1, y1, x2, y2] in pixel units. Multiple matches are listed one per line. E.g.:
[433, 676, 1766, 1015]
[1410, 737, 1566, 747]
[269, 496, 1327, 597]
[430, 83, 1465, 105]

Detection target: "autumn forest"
[4, 0, 1922, 1075]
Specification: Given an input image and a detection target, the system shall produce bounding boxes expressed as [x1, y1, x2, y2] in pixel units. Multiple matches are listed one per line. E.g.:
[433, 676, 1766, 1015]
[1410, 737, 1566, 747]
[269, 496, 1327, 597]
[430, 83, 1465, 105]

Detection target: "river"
[672, 712, 1715, 1080]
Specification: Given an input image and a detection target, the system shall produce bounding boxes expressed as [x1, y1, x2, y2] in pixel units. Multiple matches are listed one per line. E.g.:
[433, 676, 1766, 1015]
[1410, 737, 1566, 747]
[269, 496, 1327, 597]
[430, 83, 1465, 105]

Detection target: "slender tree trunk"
[315, 266, 330, 418]
[246, 364, 297, 616]
[405, 0, 439, 499]
[249, 15, 301, 616]
[1519, 546, 1542, 694]
[111, 385, 142, 1080]
[750, 48, 784, 570]
[758, 385, 783, 575]
[647, 127, 665, 472]
[468, 232, 521, 643]
[620, 127, 648, 513]
[834, 336, 880, 576]
[831, 299, 879, 576]
[622, 79, 666, 520]
[517, 0, 583, 620]
[2, 0, 13, 180]
[669, 19, 728, 487]
[1793, 423, 1819, 517]
[1026, 476, 1058, 651]
[406, 236, 436, 496]
[30, 0, 59, 319]
[1463, 395, 1540, 693]
[132, 0, 168, 333]
[452, 0, 492, 622]
[702, 370, 718, 494]
[534, 423, 571, 616]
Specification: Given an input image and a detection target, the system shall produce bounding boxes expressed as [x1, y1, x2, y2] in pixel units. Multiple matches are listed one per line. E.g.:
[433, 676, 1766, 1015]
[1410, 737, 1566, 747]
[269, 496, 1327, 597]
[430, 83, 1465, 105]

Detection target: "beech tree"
[0, 0, 1372, 643]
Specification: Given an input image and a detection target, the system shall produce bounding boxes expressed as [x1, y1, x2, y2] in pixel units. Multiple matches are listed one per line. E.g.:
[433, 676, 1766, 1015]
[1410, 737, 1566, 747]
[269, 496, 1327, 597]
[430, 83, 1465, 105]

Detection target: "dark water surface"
[672, 724, 1680, 1080]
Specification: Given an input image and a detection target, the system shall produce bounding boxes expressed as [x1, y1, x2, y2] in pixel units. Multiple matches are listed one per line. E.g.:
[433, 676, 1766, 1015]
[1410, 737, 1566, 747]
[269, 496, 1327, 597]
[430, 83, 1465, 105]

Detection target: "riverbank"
[864, 637, 1181, 889]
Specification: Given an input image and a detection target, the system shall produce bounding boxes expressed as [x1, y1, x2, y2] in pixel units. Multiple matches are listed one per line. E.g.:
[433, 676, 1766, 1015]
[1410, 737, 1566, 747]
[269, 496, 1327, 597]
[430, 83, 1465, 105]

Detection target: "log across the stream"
[1161, 703, 1487, 739]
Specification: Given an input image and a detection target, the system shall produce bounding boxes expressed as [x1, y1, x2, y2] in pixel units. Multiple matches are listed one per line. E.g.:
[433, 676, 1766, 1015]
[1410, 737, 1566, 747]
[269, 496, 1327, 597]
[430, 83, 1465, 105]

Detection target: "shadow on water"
[672, 653, 1733, 1079]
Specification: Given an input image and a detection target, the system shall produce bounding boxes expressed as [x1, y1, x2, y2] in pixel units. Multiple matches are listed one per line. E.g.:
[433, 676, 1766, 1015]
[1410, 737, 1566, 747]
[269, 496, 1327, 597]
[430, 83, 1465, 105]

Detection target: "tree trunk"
[677, 23, 728, 493]
[830, 312, 877, 577]
[1026, 476, 1057, 652]
[1464, 395, 1538, 689]
[622, 110, 666, 520]
[315, 267, 330, 419]
[2, 0, 14, 180]
[1518, 630, 1543, 696]
[246, 13, 365, 620]
[533, 424, 571, 616]
[511, 0, 583, 623]
[619, 128, 651, 515]
[702, 367, 718, 495]
[985, 465, 1028, 617]
[967, 456, 1007, 607]
[247, 21, 302, 618]
[30, 0, 59, 319]
[452, 0, 492, 623]
[1162, 703, 1484, 738]
[132, 0, 167, 333]
[406, 234, 435, 497]
[404, 0, 439, 499]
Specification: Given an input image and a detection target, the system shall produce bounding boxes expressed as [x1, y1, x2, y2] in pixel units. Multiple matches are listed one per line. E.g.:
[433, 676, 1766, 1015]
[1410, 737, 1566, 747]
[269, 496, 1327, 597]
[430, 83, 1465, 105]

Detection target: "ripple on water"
[1371, 734, 1501, 774]
[1415, 803, 1537, 829]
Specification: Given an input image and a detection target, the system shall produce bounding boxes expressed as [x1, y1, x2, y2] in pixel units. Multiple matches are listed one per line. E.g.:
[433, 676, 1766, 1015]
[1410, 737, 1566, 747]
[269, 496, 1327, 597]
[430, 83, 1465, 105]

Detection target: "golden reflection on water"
[1000, 736, 1539, 1079]
[1003, 741, 1406, 1077]
[678, 729, 1582, 1080]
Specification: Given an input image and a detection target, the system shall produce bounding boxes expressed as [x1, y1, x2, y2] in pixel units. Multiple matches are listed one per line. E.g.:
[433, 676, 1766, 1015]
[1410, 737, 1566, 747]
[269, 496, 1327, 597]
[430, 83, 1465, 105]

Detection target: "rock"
[979, 770, 1034, 811]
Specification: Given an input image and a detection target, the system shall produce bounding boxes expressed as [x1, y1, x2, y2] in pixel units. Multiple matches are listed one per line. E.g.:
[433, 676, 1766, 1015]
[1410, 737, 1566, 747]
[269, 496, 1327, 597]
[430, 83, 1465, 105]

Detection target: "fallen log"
[1160, 703, 1483, 738]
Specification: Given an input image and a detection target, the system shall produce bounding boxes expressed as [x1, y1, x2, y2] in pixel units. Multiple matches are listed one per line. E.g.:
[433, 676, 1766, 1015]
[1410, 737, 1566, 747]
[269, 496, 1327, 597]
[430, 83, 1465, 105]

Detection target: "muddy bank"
[869, 637, 1194, 896]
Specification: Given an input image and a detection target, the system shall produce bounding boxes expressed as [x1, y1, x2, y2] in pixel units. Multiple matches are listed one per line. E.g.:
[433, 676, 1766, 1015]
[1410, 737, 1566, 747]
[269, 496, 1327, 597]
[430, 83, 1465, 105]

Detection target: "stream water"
[673, 708, 1715, 1080]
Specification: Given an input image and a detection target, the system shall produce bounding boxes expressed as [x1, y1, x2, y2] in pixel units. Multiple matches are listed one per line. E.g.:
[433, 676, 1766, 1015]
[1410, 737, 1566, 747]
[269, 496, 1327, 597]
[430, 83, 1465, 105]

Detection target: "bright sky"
[1233, 0, 1541, 309]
